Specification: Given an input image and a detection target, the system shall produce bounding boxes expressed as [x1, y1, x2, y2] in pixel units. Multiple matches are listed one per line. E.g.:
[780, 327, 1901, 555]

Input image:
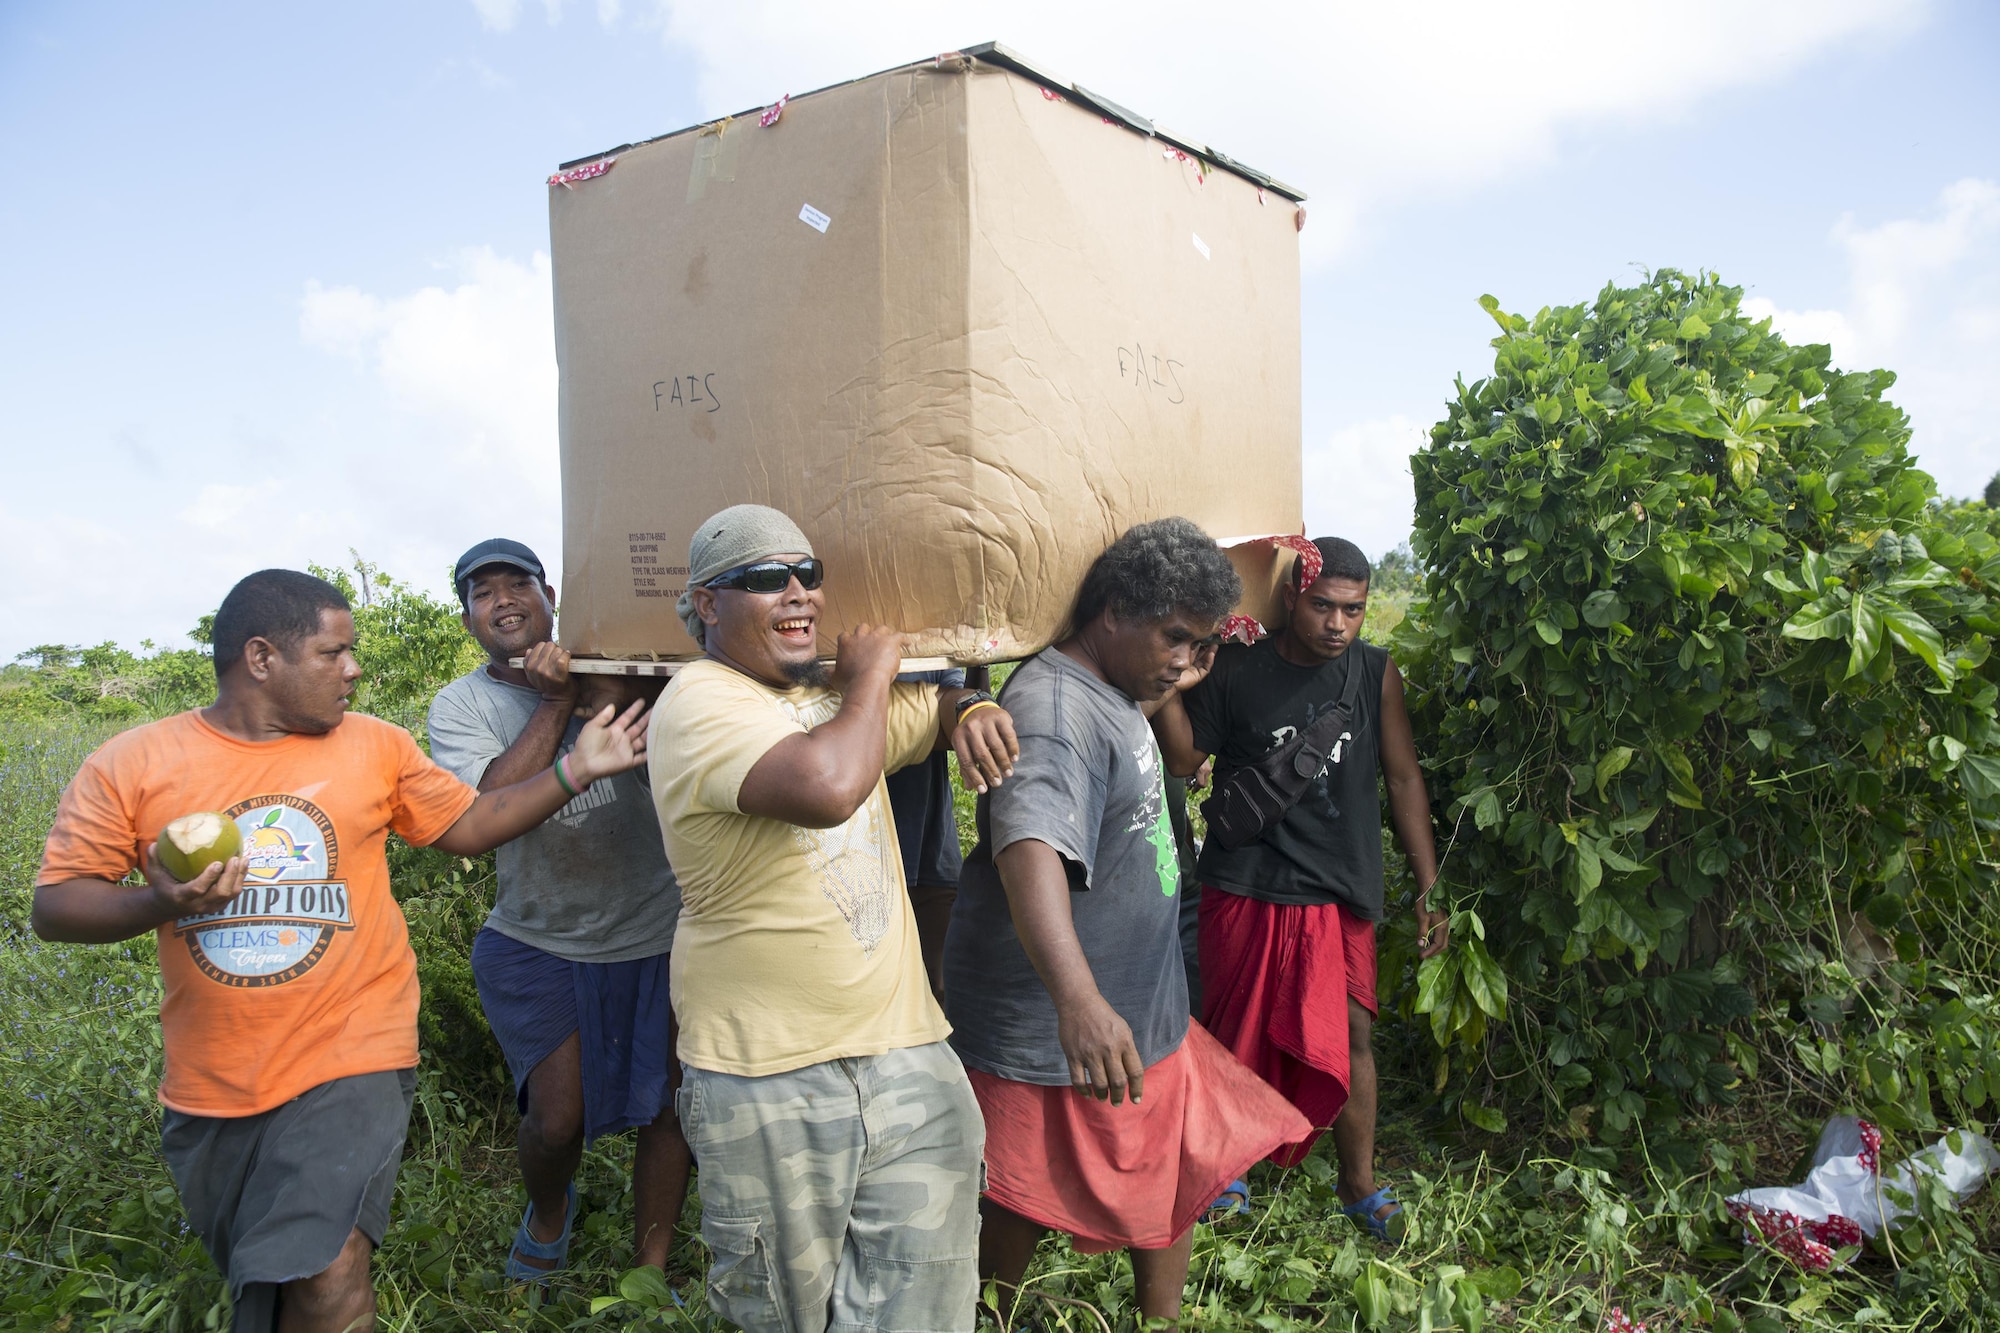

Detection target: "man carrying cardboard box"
[648, 504, 1019, 1331]
[32, 568, 652, 1333]
[1150, 536, 1451, 1244]
[426, 539, 691, 1283]
[943, 519, 1312, 1323]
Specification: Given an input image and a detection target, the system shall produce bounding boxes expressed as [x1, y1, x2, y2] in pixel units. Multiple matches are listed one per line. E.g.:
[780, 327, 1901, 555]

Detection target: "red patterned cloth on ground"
[969, 1022, 1310, 1253]
[1198, 886, 1377, 1167]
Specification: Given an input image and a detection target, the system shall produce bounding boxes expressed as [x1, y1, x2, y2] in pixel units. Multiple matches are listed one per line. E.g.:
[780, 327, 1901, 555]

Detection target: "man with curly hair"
[945, 518, 1311, 1323]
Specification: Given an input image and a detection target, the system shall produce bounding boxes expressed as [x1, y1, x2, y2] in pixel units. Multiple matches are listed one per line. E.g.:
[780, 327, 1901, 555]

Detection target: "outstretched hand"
[143, 842, 247, 920]
[569, 697, 651, 784]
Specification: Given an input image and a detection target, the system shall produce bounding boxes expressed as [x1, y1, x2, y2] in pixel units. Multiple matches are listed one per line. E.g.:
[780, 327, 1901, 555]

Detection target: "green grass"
[4, 703, 1996, 1331]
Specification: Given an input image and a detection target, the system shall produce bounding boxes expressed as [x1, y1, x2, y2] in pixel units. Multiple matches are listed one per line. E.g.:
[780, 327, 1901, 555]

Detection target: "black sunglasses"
[703, 558, 826, 594]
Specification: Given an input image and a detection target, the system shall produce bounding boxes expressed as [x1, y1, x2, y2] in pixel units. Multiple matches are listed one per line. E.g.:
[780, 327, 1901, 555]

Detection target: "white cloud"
[1743, 178, 2000, 499]
[593, 0, 1921, 265]
[1303, 414, 1426, 559]
[177, 481, 287, 533]
[297, 248, 564, 594]
[1838, 177, 2000, 346]
[469, 0, 520, 32]
[1739, 299, 1853, 351]
[0, 485, 362, 655]
[469, 0, 566, 32]
[301, 247, 558, 491]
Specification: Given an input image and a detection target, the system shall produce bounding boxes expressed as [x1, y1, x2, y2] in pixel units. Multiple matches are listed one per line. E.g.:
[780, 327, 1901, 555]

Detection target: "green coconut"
[157, 811, 243, 882]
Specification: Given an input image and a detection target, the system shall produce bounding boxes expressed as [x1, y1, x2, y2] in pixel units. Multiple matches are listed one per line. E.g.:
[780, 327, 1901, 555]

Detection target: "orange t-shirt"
[37, 709, 477, 1117]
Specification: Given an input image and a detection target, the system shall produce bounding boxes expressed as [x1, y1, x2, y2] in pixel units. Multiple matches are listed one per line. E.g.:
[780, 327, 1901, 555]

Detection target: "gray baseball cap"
[452, 538, 546, 604]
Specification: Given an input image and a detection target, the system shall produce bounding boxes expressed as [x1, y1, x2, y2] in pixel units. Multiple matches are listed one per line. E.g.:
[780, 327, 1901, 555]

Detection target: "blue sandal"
[1342, 1186, 1406, 1244]
[505, 1181, 577, 1282]
[1205, 1178, 1251, 1223]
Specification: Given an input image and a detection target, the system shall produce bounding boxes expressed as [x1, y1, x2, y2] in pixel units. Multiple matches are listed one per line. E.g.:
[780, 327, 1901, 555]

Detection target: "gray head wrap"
[678, 504, 816, 643]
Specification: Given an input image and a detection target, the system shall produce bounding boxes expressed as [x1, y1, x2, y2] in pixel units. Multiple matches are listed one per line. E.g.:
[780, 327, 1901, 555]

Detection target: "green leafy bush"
[1393, 270, 2000, 1155]
[0, 641, 213, 725]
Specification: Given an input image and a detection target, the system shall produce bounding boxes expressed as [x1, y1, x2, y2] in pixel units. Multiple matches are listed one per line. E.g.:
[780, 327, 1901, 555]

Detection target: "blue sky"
[1, 1, 1995, 657]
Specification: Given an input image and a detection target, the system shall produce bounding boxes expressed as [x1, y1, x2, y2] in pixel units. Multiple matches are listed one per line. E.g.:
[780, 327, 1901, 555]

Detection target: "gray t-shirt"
[427, 668, 680, 963]
[943, 649, 1189, 1084]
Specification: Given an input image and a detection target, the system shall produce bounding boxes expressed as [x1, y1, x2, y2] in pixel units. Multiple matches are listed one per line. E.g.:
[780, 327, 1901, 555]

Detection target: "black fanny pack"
[1200, 651, 1366, 851]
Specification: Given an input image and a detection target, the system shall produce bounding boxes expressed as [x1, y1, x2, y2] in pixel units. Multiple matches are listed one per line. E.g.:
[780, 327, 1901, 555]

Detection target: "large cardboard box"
[551, 44, 1303, 662]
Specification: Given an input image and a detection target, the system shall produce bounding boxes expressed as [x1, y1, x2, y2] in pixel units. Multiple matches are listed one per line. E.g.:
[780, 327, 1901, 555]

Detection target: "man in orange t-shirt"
[35, 569, 652, 1333]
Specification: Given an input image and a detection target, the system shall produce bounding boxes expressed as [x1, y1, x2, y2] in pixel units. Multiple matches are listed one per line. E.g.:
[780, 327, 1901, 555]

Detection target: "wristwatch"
[953, 689, 998, 721]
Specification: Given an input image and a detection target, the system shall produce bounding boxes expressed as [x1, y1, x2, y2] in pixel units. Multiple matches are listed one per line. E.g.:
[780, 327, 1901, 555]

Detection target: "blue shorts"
[470, 927, 674, 1143]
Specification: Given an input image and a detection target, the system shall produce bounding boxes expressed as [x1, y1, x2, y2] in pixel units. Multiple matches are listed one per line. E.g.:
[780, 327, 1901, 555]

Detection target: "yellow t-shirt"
[649, 659, 950, 1076]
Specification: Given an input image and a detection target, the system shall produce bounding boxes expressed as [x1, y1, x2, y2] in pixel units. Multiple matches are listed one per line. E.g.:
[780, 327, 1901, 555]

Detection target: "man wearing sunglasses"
[648, 504, 1018, 1332]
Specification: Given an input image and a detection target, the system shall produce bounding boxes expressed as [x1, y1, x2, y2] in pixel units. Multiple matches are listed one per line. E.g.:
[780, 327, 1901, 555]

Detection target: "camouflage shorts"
[677, 1041, 985, 1333]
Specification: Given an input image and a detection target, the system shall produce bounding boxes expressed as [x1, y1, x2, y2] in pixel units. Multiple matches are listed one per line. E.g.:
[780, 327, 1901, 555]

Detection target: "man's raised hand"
[1143, 639, 1220, 720]
[143, 842, 247, 920]
[951, 703, 1019, 794]
[569, 697, 651, 784]
[829, 624, 905, 695]
[1176, 639, 1219, 694]
[522, 641, 575, 703]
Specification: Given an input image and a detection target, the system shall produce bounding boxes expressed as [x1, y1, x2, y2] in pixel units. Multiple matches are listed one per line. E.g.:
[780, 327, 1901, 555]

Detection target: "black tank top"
[1183, 637, 1389, 918]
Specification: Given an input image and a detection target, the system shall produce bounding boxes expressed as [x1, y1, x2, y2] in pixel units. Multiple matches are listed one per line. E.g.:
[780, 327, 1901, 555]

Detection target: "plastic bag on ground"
[1723, 1116, 2000, 1271]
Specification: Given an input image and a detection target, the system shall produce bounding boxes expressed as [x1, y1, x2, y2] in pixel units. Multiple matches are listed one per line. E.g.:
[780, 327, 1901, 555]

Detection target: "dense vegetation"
[4, 283, 1999, 1328]
[1392, 271, 2000, 1317]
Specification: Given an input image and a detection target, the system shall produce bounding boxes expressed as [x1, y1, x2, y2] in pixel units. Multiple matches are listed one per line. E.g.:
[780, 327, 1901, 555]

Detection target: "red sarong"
[1198, 886, 1377, 1167]
[969, 1022, 1311, 1252]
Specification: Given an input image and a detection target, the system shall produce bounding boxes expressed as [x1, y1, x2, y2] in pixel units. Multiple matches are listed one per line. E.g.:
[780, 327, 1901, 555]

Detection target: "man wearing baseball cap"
[426, 539, 691, 1285]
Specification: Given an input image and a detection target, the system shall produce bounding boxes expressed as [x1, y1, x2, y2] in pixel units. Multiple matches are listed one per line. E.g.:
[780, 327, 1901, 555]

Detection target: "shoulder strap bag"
[1199, 647, 1369, 851]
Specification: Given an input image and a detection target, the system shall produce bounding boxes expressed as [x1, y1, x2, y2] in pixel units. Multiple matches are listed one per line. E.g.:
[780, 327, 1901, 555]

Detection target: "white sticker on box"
[799, 203, 831, 233]
[1191, 232, 1211, 259]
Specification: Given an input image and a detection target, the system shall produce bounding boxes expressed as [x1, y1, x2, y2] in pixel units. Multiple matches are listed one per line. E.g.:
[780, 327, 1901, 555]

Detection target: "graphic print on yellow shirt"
[771, 688, 899, 955]
[648, 661, 951, 1077]
[176, 795, 350, 986]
